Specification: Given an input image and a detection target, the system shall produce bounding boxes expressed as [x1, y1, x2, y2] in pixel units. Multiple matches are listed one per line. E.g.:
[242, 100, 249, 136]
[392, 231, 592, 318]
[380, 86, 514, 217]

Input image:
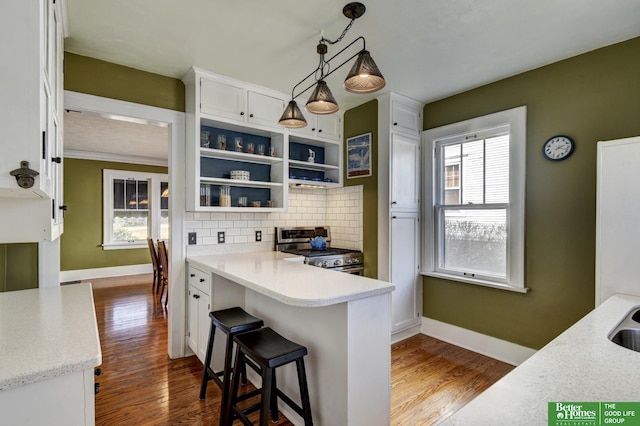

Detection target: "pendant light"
[278, 100, 308, 128]
[344, 50, 386, 93]
[278, 2, 386, 128]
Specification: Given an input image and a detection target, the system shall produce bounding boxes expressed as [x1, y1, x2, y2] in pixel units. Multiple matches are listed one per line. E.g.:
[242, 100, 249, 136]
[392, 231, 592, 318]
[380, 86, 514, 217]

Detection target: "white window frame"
[102, 169, 168, 250]
[421, 106, 528, 292]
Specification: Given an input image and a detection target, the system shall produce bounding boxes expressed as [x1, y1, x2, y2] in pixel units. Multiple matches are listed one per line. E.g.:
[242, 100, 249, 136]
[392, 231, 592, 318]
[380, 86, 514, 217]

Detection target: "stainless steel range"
[275, 226, 364, 275]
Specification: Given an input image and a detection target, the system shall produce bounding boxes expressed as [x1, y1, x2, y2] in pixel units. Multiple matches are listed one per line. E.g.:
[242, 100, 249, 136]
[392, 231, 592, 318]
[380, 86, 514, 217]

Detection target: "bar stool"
[225, 327, 313, 426]
[199, 307, 264, 412]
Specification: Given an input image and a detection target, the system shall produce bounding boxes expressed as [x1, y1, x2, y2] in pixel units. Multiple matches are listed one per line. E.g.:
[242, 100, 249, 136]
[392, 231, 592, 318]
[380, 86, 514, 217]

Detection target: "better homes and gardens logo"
[551, 403, 597, 425]
[549, 402, 640, 426]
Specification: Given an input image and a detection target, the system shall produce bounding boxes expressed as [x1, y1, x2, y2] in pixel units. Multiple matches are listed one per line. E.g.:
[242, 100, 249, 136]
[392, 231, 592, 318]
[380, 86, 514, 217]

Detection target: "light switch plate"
[188, 232, 197, 245]
[217, 231, 225, 244]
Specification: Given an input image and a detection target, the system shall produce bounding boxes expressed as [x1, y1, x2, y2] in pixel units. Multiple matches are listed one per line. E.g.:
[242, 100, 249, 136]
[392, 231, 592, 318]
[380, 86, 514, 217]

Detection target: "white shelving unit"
[184, 68, 289, 212]
[184, 67, 345, 211]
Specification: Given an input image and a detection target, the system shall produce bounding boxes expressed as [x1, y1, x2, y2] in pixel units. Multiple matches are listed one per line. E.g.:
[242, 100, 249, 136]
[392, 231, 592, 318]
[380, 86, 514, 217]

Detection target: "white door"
[197, 291, 211, 363]
[247, 91, 285, 129]
[187, 285, 199, 354]
[316, 114, 341, 141]
[391, 134, 420, 211]
[200, 78, 245, 121]
[390, 212, 421, 332]
[391, 101, 421, 137]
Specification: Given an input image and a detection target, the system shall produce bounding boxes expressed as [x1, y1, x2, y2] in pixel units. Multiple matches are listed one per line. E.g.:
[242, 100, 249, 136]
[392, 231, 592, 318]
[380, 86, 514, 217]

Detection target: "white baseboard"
[60, 264, 153, 283]
[391, 324, 422, 344]
[421, 317, 536, 366]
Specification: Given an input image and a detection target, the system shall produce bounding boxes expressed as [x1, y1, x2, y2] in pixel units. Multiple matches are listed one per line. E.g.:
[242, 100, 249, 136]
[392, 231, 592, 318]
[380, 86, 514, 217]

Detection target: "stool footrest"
[276, 388, 306, 419]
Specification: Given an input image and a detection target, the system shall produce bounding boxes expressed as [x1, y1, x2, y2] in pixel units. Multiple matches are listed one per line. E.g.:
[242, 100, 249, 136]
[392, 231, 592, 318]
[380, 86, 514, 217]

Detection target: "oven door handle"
[332, 265, 364, 274]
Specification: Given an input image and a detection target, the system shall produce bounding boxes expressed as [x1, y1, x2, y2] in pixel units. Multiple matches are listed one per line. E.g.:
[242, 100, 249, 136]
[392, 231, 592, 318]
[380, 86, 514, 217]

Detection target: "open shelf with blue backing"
[195, 120, 286, 211]
[288, 138, 342, 188]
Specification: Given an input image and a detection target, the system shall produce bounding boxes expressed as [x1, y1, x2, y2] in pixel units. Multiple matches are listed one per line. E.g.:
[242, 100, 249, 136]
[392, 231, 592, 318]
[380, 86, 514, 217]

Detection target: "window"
[422, 106, 527, 292]
[103, 169, 169, 249]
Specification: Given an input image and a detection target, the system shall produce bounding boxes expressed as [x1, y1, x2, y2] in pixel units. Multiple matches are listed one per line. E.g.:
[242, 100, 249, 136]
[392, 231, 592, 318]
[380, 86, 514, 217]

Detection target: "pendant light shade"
[305, 80, 340, 114]
[278, 100, 308, 128]
[344, 50, 386, 94]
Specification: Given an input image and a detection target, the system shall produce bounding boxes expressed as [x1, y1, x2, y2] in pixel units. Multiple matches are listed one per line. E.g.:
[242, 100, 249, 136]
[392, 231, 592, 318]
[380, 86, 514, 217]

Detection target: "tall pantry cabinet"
[0, 0, 67, 285]
[377, 93, 423, 339]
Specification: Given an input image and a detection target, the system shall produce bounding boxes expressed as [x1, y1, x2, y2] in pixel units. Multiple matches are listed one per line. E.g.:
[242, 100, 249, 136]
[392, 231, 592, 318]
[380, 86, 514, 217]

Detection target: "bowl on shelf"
[230, 170, 250, 181]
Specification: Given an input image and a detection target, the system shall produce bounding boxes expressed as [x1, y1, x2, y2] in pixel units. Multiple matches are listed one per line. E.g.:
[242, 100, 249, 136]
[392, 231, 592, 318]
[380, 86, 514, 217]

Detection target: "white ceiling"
[62, 0, 640, 159]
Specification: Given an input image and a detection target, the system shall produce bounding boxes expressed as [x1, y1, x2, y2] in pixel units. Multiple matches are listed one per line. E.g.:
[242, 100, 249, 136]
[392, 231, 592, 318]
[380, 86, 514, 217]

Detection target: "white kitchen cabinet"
[390, 212, 421, 333]
[290, 103, 343, 142]
[596, 136, 640, 306]
[390, 133, 420, 211]
[0, 0, 65, 243]
[391, 98, 422, 137]
[377, 92, 423, 339]
[184, 67, 288, 212]
[287, 98, 343, 187]
[187, 266, 211, 363]
[200, 74, 287, 132]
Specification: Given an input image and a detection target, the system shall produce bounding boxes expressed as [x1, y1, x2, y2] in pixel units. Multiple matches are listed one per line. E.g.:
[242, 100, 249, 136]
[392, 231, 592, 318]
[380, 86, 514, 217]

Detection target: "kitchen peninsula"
[187, 251, 395, 426]
[0, 283, 102, 426]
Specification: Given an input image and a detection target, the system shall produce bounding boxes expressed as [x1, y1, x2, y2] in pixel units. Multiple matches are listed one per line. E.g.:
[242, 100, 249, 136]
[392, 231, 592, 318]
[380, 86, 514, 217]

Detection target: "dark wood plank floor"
[91, 275, 513, 425]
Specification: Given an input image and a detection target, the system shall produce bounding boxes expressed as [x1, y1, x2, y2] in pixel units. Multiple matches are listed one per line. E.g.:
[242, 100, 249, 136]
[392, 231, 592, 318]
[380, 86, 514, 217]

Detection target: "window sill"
[420, 270, 529, 294]
[102, 243, 147, 251]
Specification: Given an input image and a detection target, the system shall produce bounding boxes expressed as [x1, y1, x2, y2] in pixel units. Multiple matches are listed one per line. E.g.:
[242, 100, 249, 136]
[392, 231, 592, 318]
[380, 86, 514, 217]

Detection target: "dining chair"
[147, 238, 162, 294]
[157, 240, 169, 308]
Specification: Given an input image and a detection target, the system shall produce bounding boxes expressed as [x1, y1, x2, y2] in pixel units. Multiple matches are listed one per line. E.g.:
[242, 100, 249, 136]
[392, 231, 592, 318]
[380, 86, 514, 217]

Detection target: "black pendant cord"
[289, 36, 366, 101]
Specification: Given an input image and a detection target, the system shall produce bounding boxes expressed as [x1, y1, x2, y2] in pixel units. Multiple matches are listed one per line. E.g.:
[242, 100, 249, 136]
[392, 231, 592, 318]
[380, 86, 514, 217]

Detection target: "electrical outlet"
[255, 230, 262, 242]
[188, 232, 197, 245]
[217, 231, 225, 244]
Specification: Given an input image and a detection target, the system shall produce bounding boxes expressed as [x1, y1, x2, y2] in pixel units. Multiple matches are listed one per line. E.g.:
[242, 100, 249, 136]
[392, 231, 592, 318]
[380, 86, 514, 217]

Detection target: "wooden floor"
[91, 275, 513, 425]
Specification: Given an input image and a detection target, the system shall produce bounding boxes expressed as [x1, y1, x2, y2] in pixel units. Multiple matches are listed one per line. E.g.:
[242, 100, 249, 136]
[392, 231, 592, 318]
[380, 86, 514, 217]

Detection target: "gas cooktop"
[282, 248, 361, 258]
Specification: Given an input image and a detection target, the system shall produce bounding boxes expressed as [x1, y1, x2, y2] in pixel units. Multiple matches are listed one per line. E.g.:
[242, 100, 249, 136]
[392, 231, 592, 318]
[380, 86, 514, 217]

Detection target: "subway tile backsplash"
[185, 185, 363, 256]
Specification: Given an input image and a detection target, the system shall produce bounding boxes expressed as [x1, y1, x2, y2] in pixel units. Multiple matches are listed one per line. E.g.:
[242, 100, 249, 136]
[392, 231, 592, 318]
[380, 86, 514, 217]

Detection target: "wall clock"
[543, 135, 575, 161]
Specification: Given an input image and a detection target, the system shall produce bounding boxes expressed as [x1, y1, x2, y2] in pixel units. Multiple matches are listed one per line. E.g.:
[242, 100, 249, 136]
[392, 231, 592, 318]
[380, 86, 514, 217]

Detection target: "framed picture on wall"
[347, 133, 372, 179]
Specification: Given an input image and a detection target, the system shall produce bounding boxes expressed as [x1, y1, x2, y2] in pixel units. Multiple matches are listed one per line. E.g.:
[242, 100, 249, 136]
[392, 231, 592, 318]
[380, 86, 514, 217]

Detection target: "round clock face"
[543, 135, 575, 161]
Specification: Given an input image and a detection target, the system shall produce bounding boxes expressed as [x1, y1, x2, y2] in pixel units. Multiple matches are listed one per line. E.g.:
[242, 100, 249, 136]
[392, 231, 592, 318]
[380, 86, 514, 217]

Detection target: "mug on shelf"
[257, 144, 265, 155]
[247, 142, 255, 154]
[269, 146, 276, 157]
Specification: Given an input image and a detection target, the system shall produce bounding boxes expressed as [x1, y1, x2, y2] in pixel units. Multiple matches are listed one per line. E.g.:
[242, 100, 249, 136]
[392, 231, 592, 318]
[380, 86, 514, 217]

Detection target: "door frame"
[64, 90, 187, 358]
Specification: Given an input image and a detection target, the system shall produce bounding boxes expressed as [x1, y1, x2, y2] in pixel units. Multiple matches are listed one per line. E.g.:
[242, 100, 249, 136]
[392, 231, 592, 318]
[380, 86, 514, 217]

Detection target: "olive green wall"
[344, 100, 379, 278]
[421, 36, 640, 349]
[64, 53, 185, 112]
[60, 159, 168, 271]
[0, 243, 38, 292]
[62, 53, 183, 272]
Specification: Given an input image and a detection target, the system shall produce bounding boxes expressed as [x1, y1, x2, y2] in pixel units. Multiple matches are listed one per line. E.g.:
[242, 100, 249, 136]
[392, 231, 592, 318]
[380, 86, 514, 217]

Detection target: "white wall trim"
[421, 317, 536, 366]
[64, 90, 186, 359]
[64, 149, 168, 167]
[60, 264, 153, 282]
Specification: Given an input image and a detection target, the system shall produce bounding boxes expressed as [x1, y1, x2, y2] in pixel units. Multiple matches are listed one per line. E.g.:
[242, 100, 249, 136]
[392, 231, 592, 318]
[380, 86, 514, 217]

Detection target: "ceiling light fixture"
[278, 2, 385, 128]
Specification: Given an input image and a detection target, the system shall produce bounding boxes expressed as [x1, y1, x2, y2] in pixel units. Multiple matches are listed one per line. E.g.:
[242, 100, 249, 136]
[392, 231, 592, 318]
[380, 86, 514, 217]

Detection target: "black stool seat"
[199, 307, 263, 403]
[211, 307, 264, 334]
[234, 327, 307, 368]
[226, 327, 313, 426]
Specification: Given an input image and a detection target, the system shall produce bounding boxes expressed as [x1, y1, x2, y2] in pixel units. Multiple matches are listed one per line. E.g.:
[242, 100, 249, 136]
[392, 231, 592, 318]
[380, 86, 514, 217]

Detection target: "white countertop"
[0, 283, 102, 391]
[443, 293, 640, 425]
[187, 251, 395, 307]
